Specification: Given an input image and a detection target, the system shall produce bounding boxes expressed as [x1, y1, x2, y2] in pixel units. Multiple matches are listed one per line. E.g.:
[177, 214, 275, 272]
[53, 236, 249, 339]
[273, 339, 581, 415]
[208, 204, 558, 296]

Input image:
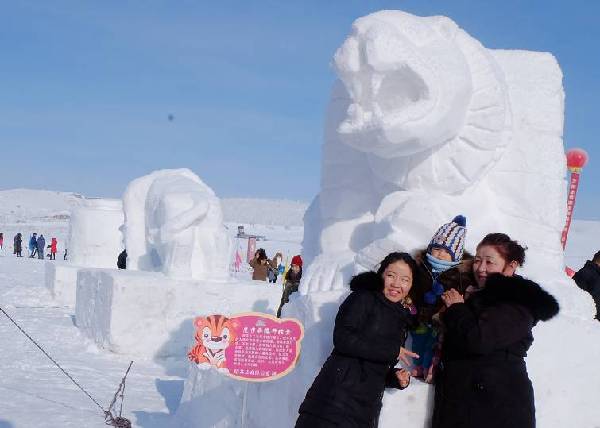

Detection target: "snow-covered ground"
[0, 189, 597, 427]
[0, 192, 303, 427]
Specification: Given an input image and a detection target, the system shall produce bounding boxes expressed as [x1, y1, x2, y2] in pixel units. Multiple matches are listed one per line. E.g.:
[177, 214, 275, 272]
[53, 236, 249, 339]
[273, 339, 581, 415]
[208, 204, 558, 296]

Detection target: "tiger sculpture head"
[188, 314, 239, 367]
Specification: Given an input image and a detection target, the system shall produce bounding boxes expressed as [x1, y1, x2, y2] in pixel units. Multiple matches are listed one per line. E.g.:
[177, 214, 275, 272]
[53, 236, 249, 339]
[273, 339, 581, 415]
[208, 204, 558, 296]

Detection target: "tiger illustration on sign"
[187, 314, 238, 369]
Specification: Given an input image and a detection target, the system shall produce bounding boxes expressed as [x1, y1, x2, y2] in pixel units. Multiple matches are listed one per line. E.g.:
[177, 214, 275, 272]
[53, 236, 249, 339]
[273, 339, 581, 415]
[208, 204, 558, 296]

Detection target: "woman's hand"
[398, 347, 419, 366]
[395, 368, 411, 388]
[441, 288, 464, 307]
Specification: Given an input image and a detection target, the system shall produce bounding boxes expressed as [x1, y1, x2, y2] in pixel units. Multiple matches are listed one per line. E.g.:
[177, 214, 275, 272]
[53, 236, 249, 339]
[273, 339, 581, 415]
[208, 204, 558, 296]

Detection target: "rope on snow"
[0, 305, 133, 427]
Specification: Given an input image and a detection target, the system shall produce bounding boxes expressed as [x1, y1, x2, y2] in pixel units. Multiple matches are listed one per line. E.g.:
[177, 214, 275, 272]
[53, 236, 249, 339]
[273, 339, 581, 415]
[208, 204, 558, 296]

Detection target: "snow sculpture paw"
[300, 253, 356, 293]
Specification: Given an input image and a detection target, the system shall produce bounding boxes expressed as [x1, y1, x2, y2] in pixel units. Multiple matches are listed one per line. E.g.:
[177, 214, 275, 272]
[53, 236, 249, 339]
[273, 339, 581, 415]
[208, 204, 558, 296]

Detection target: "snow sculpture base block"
[171, 365, 248, 428]
[75, 269, 283, 358]
[68, 198, 123, 268]
[45, 262, 80, 307]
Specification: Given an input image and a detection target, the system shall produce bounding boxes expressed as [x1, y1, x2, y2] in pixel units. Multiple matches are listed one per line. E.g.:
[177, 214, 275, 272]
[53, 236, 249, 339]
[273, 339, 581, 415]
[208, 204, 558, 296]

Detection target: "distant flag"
[234, 248, 243, 272]
[247, 237, 257, 263]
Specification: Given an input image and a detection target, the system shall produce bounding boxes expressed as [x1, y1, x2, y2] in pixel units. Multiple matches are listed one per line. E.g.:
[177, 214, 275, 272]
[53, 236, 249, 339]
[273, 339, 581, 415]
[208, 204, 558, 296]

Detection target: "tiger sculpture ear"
[193, 316, 207, 329]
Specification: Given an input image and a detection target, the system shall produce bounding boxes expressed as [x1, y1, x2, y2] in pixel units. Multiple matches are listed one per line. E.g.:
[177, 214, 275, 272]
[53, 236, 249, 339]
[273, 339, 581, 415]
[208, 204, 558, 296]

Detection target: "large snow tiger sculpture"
[302, 10, 570, 307]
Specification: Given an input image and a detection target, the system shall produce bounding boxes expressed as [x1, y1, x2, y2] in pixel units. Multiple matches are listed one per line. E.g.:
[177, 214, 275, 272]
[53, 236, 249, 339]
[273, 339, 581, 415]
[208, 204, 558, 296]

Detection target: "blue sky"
[1, 0, 598, 219]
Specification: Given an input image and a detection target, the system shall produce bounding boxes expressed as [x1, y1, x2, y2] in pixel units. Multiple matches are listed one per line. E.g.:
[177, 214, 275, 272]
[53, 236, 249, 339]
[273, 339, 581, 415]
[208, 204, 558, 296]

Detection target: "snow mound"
[0, 189, 309, 227]
[221, 198, 307, 227]
[0, 188, 83, 223]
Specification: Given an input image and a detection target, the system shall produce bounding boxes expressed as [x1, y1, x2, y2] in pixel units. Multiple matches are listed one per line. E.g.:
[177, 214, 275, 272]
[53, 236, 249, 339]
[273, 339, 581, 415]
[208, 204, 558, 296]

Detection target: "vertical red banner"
[247, 237, 257, 263]
[561, 172, 580, 249]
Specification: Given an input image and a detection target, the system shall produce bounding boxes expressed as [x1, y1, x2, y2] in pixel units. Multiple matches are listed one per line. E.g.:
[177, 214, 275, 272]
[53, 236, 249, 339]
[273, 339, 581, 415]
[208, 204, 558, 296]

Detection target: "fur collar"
[350, 271, 383, 292]
[478, 274, 559, 322]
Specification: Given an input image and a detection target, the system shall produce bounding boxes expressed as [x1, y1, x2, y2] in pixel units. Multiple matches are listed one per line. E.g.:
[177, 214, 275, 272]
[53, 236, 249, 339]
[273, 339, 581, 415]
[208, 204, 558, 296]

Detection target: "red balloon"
[566, 148, 589, 169]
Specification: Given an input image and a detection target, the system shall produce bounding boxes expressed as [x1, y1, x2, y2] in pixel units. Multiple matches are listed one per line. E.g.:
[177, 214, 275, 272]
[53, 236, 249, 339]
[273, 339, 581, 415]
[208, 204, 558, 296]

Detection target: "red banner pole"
[561, 171, 581, 249]
[247, 237, 257, 263]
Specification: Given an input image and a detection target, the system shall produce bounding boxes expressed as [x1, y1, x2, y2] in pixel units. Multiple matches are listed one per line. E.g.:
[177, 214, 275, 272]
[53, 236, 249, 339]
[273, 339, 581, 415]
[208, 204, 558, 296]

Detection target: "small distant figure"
[49, 238, 58, 260]
[0, 232, 4, 249]
[250, 248, 276, 281]
[573, 250, 600, 321]
[117, 249, 127, 269]
[29, 233, 38, 258]
[13, 233, 23, 257]
[63, 248, 68, 261]
[37, 234, 46, 260]
[277, 255, 303, 317]
[268, 252, 284, 283]
[167, 114, 174, 122]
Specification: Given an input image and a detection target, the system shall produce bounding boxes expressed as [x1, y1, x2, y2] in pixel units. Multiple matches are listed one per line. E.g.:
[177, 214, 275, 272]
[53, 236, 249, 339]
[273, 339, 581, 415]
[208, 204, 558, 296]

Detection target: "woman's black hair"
[376, 252, 418, 277]
[477, 233, 527, 266]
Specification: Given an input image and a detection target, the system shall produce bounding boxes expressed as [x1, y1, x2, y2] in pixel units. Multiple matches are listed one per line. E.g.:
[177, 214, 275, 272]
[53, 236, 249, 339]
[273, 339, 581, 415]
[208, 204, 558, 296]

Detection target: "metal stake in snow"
[562, 148, 589, 249]
[0, 305, 133, 427]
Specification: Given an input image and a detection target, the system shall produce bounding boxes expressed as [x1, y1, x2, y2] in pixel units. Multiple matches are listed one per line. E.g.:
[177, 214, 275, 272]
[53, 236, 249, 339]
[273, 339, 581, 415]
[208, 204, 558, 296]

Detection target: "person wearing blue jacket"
[36, 234, 46, 260]
[29, 233, 38, 258]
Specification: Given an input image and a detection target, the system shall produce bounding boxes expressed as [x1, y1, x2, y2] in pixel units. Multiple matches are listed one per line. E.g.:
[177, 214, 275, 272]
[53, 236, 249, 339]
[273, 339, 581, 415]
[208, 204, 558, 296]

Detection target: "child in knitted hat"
[410, 215, 475, 383]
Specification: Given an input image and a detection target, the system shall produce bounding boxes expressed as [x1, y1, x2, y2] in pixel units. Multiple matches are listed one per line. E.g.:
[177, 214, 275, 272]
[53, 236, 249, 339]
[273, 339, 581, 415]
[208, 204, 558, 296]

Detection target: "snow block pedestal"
[75, 269, 283, 358]
[45, 262, 80, 307]
[173, 291, 435, 428]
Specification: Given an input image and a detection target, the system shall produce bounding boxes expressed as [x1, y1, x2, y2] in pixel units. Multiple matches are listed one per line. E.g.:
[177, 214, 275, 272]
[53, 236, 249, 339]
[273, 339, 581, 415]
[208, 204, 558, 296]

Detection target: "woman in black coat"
[296, 252, 420, 428]
[13, 233, 23, 257]
[432, 233, 560, 428]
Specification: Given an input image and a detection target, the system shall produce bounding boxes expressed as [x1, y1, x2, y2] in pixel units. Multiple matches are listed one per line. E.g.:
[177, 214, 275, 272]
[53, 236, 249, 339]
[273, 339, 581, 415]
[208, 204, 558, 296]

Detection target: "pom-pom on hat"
[291, 255, 303, 267]
[428, 215, 467, 262]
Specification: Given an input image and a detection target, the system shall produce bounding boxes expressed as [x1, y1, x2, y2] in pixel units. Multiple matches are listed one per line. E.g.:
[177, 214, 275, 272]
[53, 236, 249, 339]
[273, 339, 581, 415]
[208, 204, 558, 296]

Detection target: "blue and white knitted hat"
[428, 215, 467, 262]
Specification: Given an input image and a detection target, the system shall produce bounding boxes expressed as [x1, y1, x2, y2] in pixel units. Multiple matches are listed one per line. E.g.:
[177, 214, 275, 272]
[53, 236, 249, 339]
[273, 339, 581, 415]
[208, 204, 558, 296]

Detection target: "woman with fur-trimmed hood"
[432, 233, 559, 428]
[410, 215, 476, 383]
[296, 252, 419, 428]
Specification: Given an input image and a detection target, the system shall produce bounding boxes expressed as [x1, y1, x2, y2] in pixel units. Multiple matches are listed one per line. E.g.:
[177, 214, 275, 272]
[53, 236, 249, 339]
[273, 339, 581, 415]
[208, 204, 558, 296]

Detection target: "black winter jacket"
[573, 260, 600, 320]
[296, 272, 413, 428]
[432, 274, 559, 428]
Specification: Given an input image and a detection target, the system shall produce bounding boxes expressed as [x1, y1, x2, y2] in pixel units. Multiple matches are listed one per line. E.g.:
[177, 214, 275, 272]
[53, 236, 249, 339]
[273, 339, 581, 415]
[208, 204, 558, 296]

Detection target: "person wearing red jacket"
[50, 238, 58, 260]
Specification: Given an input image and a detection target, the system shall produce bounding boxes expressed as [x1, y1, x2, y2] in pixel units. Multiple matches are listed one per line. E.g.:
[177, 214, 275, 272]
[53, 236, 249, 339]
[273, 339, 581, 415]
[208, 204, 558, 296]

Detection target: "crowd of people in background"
[248, 247, 303, 318]
[1, 231, 62, 260]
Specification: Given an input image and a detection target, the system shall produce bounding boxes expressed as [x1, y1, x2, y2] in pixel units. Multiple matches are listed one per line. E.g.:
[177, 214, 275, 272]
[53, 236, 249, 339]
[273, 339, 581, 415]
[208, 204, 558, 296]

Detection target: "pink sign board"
[188, 313, 304, 382]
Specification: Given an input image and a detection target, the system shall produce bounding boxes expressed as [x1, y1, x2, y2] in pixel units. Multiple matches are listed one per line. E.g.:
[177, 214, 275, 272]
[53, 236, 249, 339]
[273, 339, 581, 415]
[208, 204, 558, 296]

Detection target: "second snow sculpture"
[122, 168, 231, 280]
[76, 169, 284, 358]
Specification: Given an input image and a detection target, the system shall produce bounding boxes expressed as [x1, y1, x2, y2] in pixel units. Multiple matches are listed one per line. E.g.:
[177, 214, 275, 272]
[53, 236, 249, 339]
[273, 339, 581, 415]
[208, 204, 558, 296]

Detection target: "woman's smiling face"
[382, 260, 413, 303]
